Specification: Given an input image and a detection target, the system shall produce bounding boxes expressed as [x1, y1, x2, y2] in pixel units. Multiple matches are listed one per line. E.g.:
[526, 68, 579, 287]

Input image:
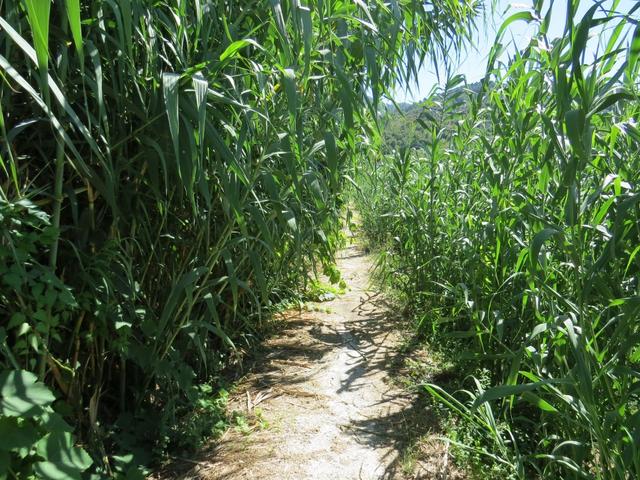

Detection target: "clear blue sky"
[393, 0, 638, 102]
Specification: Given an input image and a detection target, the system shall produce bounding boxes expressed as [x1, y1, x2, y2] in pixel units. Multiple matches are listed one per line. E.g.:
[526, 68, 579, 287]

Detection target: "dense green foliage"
[359, 1, 640, 478]
[0, 0, 479, 475]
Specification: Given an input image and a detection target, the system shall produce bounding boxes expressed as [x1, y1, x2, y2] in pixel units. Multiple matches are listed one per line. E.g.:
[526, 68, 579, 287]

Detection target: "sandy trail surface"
[173, 241, 452, 479]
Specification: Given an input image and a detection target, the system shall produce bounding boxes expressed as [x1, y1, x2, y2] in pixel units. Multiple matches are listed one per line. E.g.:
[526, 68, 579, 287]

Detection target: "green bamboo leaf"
[192, 73, 208, 152]
[424, 384, 474, 422]
[521, 391, 558, 413]
[530, 227, 562, 271]
[162, 73, 181, 164]
[625, 244, 640, 276]
[283, 208, 297, 231]
[628, 23, 640, 77]
[471, 381, 552, 410]
[119, 0, 133, 58]
[219, 39, 251, 61]
[589, 88, 634, 117]
[324, 132, 338, 186]
[65, 0, 83, 59]
[300, 6, 312, 74]
[496, 11, 537, 42]
[282, 68, 297, 117]
[248, 251, 267, 302]
[0, 54, 90, 180]
[269, 0, 290, 55]
[23, 0, 51, 71]
[203, 293, 235, 349]
[571, 3, 600, 74]
[158, 267, 208, 336]
[0, 20, 106, 166]
[565, 109, 586, 157]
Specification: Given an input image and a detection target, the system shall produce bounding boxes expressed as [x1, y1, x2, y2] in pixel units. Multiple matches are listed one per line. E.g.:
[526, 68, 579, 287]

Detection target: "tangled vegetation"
[358, 1, 640, 478]
[0, 0, 481, 477]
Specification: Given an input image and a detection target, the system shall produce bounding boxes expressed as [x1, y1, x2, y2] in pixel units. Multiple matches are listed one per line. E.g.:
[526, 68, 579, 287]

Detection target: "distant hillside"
[382, 80, 483, 151]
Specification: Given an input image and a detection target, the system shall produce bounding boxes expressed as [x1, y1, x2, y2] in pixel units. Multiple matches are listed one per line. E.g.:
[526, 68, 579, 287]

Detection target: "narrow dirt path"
[177, 240, 453, 479]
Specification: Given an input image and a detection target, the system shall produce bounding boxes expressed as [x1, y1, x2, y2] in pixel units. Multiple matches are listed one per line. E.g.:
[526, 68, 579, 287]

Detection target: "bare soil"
[165, 241, 462, 479]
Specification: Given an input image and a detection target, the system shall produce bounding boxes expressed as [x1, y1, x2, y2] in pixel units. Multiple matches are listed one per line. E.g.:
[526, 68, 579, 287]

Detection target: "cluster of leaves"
[358, 1, 640, 478]
[0, 0, 480, 474]
[0, 370, 92, 479]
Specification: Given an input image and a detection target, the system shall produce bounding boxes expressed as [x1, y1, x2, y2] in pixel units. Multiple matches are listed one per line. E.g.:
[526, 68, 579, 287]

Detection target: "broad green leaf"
[34, 461, 82, 480]
[0, 416, 39, 451]
[35, 431, 92, 473]
[0, 370, 55, 417]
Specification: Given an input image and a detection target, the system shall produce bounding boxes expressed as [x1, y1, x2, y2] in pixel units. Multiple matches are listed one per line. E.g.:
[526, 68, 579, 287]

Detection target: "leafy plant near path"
[358, 0, 640, 478]
[0, 370, 92, 479]
[0, 0, 480, 474]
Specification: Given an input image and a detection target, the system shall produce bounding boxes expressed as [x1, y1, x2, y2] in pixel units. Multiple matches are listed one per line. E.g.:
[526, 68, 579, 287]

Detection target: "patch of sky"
[392, 0, 638, 103]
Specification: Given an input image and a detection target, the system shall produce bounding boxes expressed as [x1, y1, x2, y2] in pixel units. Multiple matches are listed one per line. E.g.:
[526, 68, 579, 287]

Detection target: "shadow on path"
[155, 245, 454, 480]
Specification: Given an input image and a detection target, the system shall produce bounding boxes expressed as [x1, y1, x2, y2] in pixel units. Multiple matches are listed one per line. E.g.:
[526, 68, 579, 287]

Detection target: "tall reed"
[0, 0, 479, 473]
[359, 1, 640, 477]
